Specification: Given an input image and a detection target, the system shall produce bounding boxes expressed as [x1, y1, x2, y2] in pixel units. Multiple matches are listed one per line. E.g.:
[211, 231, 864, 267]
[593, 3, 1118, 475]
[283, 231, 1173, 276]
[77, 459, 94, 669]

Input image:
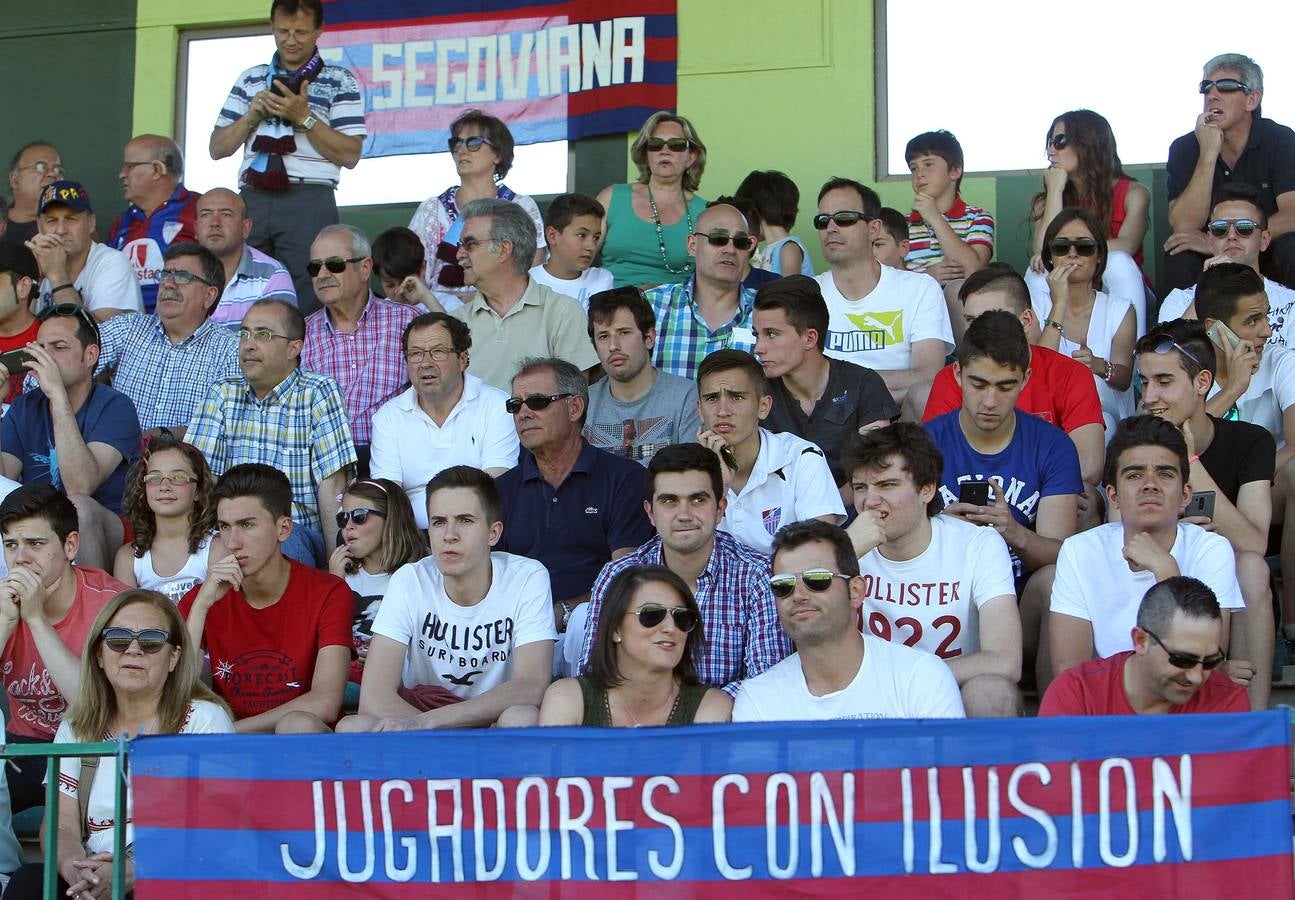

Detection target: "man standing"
[195, 187, 297, 330]
[106, 135, 199, 313]
[209, 0, 366, 313]
[3, 142, 63, 248]
[27, 181, 141, 316]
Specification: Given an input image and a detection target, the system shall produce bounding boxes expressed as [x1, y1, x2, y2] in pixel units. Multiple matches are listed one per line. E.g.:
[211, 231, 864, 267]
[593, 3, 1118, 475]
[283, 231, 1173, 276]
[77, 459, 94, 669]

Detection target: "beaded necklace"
[646, 183, 695, 276]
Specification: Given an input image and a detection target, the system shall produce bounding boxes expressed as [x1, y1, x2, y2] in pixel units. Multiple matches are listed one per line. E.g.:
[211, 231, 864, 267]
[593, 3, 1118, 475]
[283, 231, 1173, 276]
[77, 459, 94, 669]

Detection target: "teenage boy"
[339, 466, 555, 731]
[181, 464, 352, 734]
[371, 225, 438, 309]
[528, 193, 613, 310]
[0, 243, 40, 402]
[872, 208, 910, 270]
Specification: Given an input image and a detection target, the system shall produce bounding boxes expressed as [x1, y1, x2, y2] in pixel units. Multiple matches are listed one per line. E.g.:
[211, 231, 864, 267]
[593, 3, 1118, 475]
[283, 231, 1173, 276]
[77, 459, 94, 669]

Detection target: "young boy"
[873, 208, 910, 270]
[528, 193, 613, 310]
[372, 226, 438, 309]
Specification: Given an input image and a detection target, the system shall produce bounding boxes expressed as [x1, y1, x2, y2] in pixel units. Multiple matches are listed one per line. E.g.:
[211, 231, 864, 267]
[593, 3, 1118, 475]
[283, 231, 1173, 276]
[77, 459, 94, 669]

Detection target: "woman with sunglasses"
[408, 109, 545, 311]
[1028, 110, 1150, 335]
[1036, 208, 1136, 437]
[538, 565, 731, 726]
[595, 112, 709, 289]
[4, 588, 232, 900]
[113, 432, 226, 604]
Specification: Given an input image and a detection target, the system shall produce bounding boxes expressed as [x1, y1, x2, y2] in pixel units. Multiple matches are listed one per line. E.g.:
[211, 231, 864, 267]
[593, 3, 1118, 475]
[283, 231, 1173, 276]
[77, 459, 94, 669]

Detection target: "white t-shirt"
[134, 534, 213, 604]
[371, 552, 557, 698]
[1050, 522, 1244, 658]
[528, 264, 614, 312]
[54, 699, 234, 854]
[1160, 277, 1295, 351]
[1206, 345, 1295, 448]
[38, 242, 144, 314]
[858, 515, 1015, 659]
[732, 635, 965, 721]
[720, 428, 845, 555]
[817, 265, 952, 372]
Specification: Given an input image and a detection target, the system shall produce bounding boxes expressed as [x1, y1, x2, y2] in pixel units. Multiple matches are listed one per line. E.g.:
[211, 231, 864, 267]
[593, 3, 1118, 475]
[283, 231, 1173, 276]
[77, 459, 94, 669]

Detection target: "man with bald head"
[3, 141, 63, 248]
[106, 135, 200, 313]
[645, 201, 760, 381]
[196, 187, 297, 330]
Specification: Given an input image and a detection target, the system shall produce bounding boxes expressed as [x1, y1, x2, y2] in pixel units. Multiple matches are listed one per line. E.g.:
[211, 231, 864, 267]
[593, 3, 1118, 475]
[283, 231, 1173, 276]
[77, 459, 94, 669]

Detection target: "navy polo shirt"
[1166, 115, 1295, 216]
[496, 441, 654, 603]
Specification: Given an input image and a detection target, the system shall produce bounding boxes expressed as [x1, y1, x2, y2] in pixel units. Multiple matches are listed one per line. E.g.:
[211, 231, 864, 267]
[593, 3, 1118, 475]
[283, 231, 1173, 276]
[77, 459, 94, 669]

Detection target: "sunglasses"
[633, 604, 698, 632]
[158, 268, 214, 287]
[448, 135, 495, 152]
[1047, 238, 1099, 257]
[1207, 218, 1259, 238]
[336, 507, 385, 528]
[769, 568, 852, 599]
[1142, 627, 1225, 671]
[1047, 133, 1069, 150]
[694, 231, 755, 251]
[1141, 336, 1206, 373]
[102, 627, 171, 654]
[505, 392, 573, 414]
[645, 137, 690, 152]
[1199, 78, 1249, 94]
[813, 211, 872, 230]
[36, 301, 100, 338]
[306, 256, 364, 277]
[143, 472, 197, 486]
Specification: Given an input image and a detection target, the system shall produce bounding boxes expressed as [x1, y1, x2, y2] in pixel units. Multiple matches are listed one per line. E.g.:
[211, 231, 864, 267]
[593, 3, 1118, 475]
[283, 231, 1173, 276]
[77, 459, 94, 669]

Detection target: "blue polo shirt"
[496, 442, 654, 603]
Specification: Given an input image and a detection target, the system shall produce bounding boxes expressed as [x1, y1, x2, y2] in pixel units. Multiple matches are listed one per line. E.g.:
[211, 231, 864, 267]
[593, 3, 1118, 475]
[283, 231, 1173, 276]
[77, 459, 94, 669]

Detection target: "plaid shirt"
[301, 294, 419, 445]
[94, 314, 241, 431]
[646, 278, 758, 380]
[578, 532, 789, 696]
[187, 368, 356, 530]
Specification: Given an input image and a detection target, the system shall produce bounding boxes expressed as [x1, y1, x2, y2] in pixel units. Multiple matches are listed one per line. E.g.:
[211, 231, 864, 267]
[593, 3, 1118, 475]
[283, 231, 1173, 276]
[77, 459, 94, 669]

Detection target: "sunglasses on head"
[1048, 238, 1099, 257]
[633, 603, 698, 632]
[769, 568, 852, 599]
[336, 507, 384, 528]
[1047, 133, 1069, 150]
[505, 392, 573, 414]
[694, 231, 755, 251]
[36, 302, 100, 337]
[1141, 335, 1206, 372]
[1142, 627, 1225, 671]
[448, 135, 494, 152]
[306, 256, 364, 277]
[645, 137, 690, 152]
[813, 211, 872, 230]
[1199, 78, 1249, 94]
[1207, 218, 1259, 238]
[102, 627, 171, 654]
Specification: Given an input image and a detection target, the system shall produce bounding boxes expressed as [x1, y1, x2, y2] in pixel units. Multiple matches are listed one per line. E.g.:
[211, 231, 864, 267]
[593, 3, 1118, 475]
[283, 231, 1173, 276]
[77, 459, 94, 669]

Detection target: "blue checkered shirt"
[578, 531, 789, 696]
[187, 368, 357, 530]
[645, 278, 758, 380]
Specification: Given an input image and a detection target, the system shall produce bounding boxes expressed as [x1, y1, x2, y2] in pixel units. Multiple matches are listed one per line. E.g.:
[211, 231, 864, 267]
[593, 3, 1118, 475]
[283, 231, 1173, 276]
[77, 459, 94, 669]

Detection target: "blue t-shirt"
[1, 383, 141, 513]
[924, 410, 1082, 577]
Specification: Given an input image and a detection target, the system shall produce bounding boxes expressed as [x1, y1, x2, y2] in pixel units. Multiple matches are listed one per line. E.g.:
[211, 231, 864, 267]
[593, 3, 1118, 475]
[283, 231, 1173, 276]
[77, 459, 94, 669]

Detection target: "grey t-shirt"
[584, 370, 701, 465]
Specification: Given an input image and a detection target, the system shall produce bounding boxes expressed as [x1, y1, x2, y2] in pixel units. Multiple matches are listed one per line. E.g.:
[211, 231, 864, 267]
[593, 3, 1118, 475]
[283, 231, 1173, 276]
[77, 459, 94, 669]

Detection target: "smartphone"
[272, 74, 304, 97]
[0, 349, 33, 373]
[719, 444, 738, 471]
[1207, 320, 1242, 350]
[1186, 490, 1216, 521]
[958, 481, 991, 506]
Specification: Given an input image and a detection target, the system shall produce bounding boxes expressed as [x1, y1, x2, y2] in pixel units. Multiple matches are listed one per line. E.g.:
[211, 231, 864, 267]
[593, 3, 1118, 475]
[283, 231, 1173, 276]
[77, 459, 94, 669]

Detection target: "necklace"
[607, 682, 681, 728]
[646, 183, 695, 276]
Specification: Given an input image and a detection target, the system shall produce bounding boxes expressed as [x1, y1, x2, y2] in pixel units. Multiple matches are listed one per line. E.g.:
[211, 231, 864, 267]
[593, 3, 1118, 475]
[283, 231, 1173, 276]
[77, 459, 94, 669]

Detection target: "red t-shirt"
[180, 560, 352, 721]
[1039, 651, 1250, 716]
[0, 318, 40, 403]
[922, 344, 1104, 433]
[1, 566, 125, 739]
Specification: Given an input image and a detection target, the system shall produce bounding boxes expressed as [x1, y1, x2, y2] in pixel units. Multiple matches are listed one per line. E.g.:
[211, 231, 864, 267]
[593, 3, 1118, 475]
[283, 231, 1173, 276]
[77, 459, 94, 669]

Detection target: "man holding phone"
[0, 244, 40, 403]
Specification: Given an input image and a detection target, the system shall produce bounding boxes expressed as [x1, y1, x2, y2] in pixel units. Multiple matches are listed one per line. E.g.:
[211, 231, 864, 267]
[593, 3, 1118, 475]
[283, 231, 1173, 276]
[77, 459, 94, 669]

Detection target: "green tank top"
[578, 675, 709, 726]
[601, 183, 708, 289]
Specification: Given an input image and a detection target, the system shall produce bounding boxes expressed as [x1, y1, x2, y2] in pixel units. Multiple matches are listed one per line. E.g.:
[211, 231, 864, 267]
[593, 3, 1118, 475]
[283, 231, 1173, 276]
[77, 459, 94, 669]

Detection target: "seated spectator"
[1040, 576, 1248, 716]
[113, 433, 226, 604]
[2, 141, 63, 249]
[371, 225, 436, 309]
[541, 565, 732, 725]
[815, 177, 952, 405]
[300, 224, 419, 476]
[195, 187, 297, 330]
[187, 299, 356, 566]
[872, 207, 910, 270]
[92, 241, 240, 437]
[339, 466, 554, 731]
[575, 443, 789, 688]
[1050, 416, 1246, 682]
[584, 286, 700, 465]
[732, 519, 965, 720]
[696, 349, 844, 555]
[370, 312, 517, 528]
[735, 169, 814, 276]
[843, 424, 1022, 717]
[106, 135, 199, 313]
[753, 275, 897, 496]
[1035, 207, 1136, 434]
[3, 588, 233, 900]
[0, 304, 141, 568]
[28, 180, 142, 316]
[0, 243, 40, 403]
[645, 201, 759, 380]
[718, 194, 779, 293]
[0, 485, 126, 813]
[528, 193, 613, 310]
[180, 464, 351, 733]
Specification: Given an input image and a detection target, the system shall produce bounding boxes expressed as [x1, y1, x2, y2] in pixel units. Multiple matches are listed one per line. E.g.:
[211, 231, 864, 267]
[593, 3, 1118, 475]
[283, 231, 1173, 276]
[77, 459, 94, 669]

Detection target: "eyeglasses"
[237, 327, 295, 344]
[1199, 78, 1250, 94]
[16, 161, 65, 178]
[693, 232, 756, 251]
[448, 135, 495, 152]
[633, 604, 698, 632]
[813, 211, 872, 230]
[769, 568, 852, 599]
[121, 160, 158, 171]
[505, 393, 574, 414]
[306, 256, 364, 277]
[1047, 238, 1099, 257]
[36, 302, 100, 338]
[1047, 133, 1069, 150]
[143, 472, 197, 486]
[1207, 218, 1259, 238]
[404, 347, 457, 364]
[336, 507, 385, 528]
[1141, 336, 1206, 373]
[460, 237, 499, 254]
[645, 137, 691, 152]
[158, 268, 214, 286]
[1141, 627, 1225, 671]
[101, 628, 171, 654]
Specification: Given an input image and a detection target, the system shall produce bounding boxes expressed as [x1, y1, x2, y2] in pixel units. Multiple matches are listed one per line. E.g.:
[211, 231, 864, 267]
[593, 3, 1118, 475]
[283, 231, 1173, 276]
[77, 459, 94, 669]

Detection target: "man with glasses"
[370, 312, 517, 528]
[1165, 53, 1295, 291]
[300, 224, 419, 477]
[195, 187, 297, 330]
[732, 518, 964, 721]
[644, 201, 759, 381]
[814, 177, 952, 406]
[188, 299, 356, 566]
[3, 141, 63, 249]
[1041, 577, 1248, 715]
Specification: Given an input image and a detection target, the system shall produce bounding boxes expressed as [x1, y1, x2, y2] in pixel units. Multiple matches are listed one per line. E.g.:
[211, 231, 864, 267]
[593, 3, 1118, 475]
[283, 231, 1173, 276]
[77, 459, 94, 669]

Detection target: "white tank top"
[134, 534, 213, 604]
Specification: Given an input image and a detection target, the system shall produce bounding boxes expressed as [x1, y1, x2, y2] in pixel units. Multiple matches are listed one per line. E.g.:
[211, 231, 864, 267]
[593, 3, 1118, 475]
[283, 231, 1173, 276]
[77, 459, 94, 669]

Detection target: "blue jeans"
[281, 522, 325, 568]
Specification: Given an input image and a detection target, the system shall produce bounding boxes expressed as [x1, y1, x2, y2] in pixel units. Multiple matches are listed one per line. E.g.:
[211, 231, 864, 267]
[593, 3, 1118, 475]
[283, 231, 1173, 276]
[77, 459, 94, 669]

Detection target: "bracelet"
[1188, 454, 1201, 465]
[1103, 360, 1115, 383]
[1045, 319, 1063, 331]
[50, 283, 75, 295]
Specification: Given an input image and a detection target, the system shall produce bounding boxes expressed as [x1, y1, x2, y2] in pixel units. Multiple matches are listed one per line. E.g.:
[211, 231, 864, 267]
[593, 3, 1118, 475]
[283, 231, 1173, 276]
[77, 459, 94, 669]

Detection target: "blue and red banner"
[316, 0, 678, 157]
[132, 712, 1294, 897]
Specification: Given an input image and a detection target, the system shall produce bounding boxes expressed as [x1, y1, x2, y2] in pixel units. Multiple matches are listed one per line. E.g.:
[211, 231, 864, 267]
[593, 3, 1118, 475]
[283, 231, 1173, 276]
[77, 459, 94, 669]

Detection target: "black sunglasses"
[694, 232, 755, 251]
[1142, 627, 1225, 671]
[769, 568, 852, 599]
[102, 627, 171, 654]
[1048, 238, 1099, 257]
[645, 137, 690, 152]
[1199, 78, 1249, 94]
[1141, 336, 1206, 372]
[336, 507, 385, 528]
[634, 603, 698, 632]
[813, 211, 872, 230]
[505, 392, 573, 415]
[1207, 218, 1259, 238]
[1047, 133, 1069, 150]
[36, 301, 100, 337]
[448, 135, 495, 152]
[306, 256, 364, 277]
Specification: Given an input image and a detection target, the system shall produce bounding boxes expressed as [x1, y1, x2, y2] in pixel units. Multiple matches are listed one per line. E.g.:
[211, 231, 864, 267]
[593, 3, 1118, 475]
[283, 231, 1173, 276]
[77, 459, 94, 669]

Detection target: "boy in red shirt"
[0, 244, 40, 404]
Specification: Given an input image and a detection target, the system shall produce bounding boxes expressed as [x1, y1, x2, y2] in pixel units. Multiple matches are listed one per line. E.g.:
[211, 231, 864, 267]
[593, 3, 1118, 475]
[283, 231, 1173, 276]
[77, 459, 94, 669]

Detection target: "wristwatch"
[300, 113, 318, 131]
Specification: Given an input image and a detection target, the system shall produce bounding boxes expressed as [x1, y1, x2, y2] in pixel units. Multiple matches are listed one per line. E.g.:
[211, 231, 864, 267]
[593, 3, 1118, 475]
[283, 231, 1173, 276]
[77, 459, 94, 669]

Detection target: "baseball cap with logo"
[37, 180, 93, 215]
[0, 243, 39, 283]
